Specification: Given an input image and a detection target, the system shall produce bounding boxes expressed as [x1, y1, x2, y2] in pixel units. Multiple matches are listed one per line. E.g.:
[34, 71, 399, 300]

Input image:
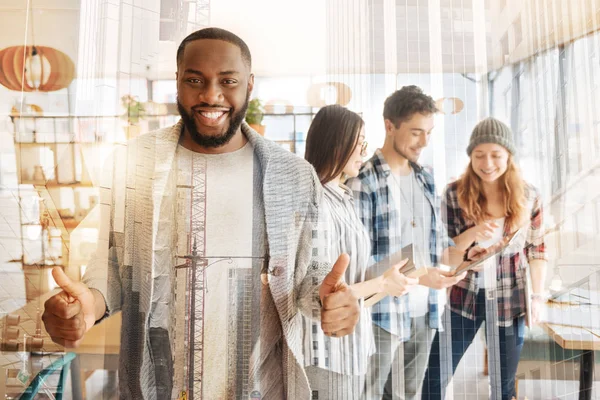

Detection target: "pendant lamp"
[0, 45, 75, 92]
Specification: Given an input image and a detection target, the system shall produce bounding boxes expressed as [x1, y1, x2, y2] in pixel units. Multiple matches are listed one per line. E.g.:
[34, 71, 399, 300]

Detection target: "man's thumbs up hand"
[319, 254, 360, 338]
[42, 267, 98, 348]
[319, 253, 350, 301]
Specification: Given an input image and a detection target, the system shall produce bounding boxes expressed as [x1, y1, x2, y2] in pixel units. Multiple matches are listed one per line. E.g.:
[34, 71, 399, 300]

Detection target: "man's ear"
[384, 119, 394, 135]
[247, 73, 255, 95]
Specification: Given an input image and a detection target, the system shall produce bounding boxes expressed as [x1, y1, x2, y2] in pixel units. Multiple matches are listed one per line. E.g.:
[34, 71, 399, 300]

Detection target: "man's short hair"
[176, 27, 252, 69]
[383, 85, 438, 127]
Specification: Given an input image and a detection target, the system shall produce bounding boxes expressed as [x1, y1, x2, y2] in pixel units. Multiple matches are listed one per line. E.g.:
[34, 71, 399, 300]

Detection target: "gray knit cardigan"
[83, 120, 329, 399]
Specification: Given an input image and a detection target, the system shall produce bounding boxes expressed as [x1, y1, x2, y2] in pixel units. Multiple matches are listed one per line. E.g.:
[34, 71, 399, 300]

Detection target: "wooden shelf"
[22, 262, 63, 269]
[14, 141, 98, 145]
[31, 182, 95, 188]
[18, 181, 95, 188]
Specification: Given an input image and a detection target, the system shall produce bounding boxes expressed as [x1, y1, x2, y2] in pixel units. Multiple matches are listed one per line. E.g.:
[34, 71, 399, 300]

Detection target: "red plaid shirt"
[443, 181, 547, 326]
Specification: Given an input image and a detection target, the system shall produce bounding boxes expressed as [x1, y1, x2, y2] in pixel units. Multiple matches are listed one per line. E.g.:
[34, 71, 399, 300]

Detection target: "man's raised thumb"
[319, 253, 350, 301]
[52, 267, 86, 300]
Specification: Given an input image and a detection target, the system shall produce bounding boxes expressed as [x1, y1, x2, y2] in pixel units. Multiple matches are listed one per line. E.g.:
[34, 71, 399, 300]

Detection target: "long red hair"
[456, 155, 527, 232]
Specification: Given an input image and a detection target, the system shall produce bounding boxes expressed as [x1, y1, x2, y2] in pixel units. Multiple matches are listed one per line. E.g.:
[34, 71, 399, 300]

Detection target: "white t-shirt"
[172, 142, 274, 399]
[389, 171, 431, 317]
[477, 218, 505, 288]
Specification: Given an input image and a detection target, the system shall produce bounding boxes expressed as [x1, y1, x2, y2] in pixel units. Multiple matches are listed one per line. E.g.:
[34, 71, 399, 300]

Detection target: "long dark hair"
[305, 105, 364, 185]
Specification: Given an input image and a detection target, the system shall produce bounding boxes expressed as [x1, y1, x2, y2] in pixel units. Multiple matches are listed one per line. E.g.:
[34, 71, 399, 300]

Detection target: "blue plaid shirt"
[347, 150, 454, 340]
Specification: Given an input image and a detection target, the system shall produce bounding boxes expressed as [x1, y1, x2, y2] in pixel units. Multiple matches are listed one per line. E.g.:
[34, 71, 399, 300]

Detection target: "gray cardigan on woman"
[83, 121, 330, 399]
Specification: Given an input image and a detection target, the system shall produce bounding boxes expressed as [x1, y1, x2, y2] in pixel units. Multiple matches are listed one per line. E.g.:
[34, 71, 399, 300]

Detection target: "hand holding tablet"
[451, 226, 524, 276]
[349, 244, 426, 307]
[363, 266, 426, 308]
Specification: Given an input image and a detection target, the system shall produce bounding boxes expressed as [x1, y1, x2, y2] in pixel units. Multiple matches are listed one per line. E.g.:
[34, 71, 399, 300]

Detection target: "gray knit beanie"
[466, 117, 516, 156]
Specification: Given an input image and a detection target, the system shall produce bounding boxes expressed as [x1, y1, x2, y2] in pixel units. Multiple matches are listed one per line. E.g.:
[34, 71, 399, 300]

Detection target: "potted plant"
[121, 95, 146, 139]
[245, 98, 266, 135]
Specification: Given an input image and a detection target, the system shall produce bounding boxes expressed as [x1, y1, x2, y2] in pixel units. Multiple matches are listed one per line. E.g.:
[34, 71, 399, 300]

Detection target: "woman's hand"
[465, 245, 487, 272]
[471, 221, 500, 242]
[528, 295, 544, 327]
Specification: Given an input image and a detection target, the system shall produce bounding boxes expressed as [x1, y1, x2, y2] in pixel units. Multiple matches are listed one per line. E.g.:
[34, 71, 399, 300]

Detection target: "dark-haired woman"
[303, 105, 418, 399]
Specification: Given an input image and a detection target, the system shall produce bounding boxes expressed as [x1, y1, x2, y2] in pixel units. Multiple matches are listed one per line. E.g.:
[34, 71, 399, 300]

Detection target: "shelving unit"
[260, 112, 315, 156]
[9, 114, 180, 299]
[10, 115, 113, 300]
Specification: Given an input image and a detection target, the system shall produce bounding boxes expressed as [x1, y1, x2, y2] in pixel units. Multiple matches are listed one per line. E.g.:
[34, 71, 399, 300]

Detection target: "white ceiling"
[151, 0, 328, 79]
[1, 0, 599, 79]
[0, 1, 80, 62]
[211, 0, 328, 76]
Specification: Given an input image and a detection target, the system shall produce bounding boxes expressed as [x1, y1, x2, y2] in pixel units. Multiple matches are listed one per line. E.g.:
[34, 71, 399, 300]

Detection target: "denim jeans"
[365, 316, 435, 399]
[421, 290, 525, 400]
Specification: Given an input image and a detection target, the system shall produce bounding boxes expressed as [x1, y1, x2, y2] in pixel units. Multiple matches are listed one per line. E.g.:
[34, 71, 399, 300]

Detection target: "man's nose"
[199, 81, 224, 105]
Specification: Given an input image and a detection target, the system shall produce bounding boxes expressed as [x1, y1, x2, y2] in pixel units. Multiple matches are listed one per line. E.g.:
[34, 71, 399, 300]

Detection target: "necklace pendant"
[412, 220, 416, 228]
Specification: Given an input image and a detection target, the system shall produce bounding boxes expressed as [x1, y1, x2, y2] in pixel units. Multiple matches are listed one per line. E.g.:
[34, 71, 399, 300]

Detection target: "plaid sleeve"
[442, 184, 464, 239]
[348, 176, 376, 254]
[524, 188, 547, 261]
[437, 220, 455, 249]
[430, 190, 455, 267]
[434, 188, 455, 249]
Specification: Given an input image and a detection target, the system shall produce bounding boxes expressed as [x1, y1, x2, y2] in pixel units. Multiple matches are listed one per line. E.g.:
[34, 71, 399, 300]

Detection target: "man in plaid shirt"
[347, 86, 467, 399]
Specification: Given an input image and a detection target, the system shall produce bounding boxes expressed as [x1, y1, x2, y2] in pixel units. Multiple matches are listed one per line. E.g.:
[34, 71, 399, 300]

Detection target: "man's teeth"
[200, 111, 225, 120]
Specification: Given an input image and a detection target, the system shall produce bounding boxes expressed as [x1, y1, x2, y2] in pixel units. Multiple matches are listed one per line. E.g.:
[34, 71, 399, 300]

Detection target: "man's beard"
[177, 93, 250, 148]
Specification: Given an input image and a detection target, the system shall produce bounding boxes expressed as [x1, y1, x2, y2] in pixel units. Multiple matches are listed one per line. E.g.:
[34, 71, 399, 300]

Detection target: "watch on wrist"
[530, 292, 547, 301]
[463, 249, 471, 262]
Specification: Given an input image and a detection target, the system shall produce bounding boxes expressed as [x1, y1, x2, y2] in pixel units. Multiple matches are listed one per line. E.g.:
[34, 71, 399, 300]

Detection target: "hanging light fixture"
[27, 46, 43, 89]
[0, 45, 75, 92]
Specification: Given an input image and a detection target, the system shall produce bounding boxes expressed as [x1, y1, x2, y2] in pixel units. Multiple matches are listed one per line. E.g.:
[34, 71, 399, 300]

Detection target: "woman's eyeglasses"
[360, 141, 368, 157]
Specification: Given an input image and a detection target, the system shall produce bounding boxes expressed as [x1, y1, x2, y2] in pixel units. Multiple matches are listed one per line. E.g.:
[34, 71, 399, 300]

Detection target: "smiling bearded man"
[42, 27, 361, 400]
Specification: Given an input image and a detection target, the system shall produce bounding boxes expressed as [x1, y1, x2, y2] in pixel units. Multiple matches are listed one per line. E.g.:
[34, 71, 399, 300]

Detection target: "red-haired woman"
[422, 117, 547, 400]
